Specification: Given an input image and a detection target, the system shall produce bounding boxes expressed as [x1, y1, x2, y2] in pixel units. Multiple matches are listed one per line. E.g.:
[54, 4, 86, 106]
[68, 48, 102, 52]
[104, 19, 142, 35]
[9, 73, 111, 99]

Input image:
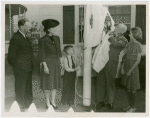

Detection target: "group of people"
[7, 18, 80, 112]
[7, 17, 143, 113]
[96, 24, 143, 113]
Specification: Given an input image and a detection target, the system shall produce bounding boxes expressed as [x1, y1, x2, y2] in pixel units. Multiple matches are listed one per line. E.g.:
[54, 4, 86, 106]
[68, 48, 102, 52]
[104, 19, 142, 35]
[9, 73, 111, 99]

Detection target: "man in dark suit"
[7, 18, 33, 112]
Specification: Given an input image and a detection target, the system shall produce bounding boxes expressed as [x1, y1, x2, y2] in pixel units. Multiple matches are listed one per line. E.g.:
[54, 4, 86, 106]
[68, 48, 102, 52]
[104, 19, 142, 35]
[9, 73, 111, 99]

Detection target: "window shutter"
[63, 6, 75, 44]
[136, 5, 146, 45]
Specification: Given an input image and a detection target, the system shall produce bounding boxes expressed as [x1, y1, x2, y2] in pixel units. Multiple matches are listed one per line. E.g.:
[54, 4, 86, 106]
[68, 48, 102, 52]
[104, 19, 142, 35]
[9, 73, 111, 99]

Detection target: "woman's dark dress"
[39, 34, 62, 90]
[61, 56, 76, 105]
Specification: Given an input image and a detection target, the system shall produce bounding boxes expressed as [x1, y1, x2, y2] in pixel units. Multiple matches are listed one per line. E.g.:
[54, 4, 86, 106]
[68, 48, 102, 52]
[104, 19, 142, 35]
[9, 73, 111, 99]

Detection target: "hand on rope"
[79, 47, 85, 66]
[108, 30, 114, 36]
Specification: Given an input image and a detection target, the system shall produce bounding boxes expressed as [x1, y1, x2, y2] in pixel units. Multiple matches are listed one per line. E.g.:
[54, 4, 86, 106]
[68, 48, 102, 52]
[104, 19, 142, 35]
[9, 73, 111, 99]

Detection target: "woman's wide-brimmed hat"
[42, 19, 59, 29]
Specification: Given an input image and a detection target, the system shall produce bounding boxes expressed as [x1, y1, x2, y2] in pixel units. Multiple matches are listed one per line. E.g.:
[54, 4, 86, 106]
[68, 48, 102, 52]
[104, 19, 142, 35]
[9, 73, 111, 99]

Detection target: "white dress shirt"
[64, 55, 76, 72]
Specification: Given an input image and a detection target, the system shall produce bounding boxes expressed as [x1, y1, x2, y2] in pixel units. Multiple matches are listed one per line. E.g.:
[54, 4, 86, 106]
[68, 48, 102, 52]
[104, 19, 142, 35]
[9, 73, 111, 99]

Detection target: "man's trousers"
[96, 66, 115, 104]
[14, 70, 33, 109]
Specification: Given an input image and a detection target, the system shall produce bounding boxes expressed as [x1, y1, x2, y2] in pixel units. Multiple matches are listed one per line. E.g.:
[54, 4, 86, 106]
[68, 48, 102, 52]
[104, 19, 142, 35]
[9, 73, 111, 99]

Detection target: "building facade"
[5, 5, 146, 77]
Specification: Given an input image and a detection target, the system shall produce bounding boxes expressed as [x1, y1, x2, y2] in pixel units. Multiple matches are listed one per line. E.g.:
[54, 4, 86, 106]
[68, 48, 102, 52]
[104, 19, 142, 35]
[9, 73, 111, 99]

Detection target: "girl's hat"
[42, 19, 59, 29]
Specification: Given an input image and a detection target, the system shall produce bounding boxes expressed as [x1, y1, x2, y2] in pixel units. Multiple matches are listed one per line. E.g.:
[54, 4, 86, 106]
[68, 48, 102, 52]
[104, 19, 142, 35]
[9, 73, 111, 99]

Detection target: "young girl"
[121, 27, 143, 112]
[61, 45, 81, 106]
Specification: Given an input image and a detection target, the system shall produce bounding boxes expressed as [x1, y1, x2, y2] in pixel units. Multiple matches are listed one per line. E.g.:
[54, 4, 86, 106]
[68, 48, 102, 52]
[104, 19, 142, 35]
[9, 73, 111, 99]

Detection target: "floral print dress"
[122, 41, 143, 90]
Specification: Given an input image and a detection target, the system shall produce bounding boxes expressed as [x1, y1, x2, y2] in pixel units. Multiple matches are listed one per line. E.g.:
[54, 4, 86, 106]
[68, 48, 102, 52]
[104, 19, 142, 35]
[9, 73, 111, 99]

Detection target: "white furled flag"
[84, 5, 111, 48]
[92, 7, 115, 73]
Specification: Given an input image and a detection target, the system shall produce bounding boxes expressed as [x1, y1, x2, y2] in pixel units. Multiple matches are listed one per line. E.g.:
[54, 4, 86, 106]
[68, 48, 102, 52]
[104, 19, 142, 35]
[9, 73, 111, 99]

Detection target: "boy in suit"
[7, 18, 33, 112]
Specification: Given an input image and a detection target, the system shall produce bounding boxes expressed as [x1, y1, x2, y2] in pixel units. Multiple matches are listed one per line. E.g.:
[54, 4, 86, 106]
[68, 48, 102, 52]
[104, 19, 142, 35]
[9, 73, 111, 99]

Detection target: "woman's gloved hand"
[44, 65, 49, 74]
[41, 62, 49, 74]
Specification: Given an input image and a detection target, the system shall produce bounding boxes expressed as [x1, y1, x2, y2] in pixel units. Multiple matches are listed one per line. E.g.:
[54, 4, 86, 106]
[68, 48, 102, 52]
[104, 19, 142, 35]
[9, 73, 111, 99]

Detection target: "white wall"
[23, 5, 82, 49]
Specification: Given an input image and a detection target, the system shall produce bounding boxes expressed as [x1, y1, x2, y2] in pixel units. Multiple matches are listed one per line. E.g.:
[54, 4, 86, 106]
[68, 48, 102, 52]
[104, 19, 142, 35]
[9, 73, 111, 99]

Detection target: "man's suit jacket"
[7, 31, 34, 72]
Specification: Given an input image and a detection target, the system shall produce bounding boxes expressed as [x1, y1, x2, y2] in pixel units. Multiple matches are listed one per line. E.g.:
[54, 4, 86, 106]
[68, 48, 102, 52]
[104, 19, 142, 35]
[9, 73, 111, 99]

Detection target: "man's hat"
[42, 19, 59, 29]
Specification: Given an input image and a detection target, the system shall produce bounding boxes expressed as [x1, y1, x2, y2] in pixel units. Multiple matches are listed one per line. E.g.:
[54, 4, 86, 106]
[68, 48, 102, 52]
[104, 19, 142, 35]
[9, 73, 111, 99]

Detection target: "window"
[79, 6, 84, 43]
[108, 5, 131, 30]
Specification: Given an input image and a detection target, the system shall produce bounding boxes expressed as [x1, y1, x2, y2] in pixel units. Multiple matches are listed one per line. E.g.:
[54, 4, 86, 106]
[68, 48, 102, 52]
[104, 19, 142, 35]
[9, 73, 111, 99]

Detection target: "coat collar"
[45, 34, 57, 43]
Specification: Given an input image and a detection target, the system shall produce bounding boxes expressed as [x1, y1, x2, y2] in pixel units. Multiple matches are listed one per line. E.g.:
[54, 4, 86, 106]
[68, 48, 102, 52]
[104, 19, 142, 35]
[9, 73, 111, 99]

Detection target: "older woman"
[39, 19, 62, 109]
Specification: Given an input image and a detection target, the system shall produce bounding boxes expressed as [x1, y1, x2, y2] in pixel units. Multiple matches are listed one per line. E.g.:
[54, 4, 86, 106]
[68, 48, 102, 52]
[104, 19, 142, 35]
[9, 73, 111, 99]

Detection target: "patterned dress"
[122, 41, 143, 90]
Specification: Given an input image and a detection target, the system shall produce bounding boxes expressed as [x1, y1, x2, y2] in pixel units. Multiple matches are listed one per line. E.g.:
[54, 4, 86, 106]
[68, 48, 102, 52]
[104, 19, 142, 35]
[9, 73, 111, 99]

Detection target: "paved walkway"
[5, 59, 145, 112]
[5, 74, 145, 112]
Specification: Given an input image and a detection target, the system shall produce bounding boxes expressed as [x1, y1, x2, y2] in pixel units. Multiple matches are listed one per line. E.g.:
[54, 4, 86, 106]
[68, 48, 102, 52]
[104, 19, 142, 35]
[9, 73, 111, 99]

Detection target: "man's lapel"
[17, 31, 31, 47]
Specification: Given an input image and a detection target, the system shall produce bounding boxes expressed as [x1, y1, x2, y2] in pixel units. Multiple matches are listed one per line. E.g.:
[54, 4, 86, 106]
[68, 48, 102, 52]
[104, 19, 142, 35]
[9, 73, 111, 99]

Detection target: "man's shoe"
[126, 108, 136, 112]
[96, 102, 105, 109]
[123, 106, 131, 112]
[108, 103, 114, 109]
[20, 108, 28, 112]
[50, 102, 58, 110]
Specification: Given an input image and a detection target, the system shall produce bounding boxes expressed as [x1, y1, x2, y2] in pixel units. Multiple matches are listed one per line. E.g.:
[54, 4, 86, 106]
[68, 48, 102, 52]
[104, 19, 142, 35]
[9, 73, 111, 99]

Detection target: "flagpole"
[83, 5, 92, 106]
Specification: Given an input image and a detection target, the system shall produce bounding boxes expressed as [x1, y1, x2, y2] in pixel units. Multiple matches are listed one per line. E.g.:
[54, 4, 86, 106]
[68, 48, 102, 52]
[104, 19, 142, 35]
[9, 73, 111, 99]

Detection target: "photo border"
[1, 0, 149, 117]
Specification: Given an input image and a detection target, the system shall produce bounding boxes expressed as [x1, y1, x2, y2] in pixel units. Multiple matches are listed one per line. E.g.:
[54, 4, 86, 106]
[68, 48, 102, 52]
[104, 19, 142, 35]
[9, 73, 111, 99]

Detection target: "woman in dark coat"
[38, 19, 62, 109]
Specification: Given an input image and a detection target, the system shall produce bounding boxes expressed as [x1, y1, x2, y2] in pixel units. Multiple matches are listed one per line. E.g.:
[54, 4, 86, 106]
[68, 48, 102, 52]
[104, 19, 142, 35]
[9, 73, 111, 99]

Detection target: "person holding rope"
[61, 45, 81, 106]
[96, 24, 128, 110]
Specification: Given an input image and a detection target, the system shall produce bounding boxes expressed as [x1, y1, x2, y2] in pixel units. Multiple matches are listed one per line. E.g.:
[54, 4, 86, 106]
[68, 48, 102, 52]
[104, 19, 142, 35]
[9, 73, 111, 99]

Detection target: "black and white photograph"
[2, 1, 148, 117]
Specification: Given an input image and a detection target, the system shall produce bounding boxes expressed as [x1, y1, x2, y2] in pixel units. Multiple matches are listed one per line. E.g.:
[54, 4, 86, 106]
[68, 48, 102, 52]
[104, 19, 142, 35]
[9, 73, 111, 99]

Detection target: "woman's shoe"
[20, 108, 28, 112]
[46, 104, 51, 109]
[46, 105, 48, 109]
[69, 103, 74, 106]
[50, 102, 58, 110]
